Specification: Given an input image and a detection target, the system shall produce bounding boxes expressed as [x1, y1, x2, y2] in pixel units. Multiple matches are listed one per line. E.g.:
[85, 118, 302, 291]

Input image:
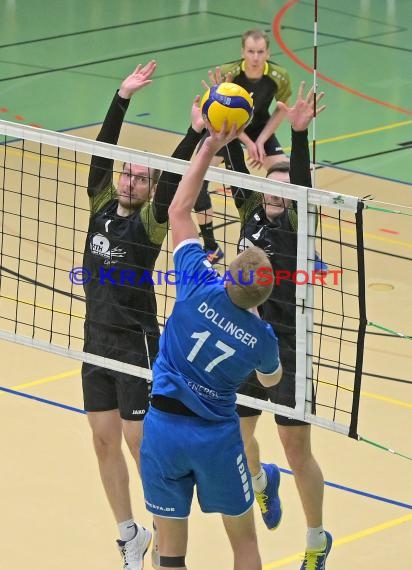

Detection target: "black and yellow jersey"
[83, 91, 204, 345]
[220, 59, 292, 131]
[228, 129, 311, 335]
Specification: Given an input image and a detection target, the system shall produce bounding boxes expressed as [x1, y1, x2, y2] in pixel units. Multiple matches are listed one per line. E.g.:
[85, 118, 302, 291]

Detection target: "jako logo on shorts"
[237, 454, 251, 503]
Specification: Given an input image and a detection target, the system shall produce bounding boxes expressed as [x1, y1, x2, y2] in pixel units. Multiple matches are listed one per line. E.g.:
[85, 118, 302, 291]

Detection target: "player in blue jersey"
[140, 120, 283, 570]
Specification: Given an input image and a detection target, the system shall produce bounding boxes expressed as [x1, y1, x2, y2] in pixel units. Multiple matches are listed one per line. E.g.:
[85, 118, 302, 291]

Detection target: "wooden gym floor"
[0, 2, 411, 569]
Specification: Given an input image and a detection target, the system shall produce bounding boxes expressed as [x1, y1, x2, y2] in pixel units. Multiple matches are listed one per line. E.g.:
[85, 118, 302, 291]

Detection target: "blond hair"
[226, 246, 273, 309]
[241, 29, 270, 49]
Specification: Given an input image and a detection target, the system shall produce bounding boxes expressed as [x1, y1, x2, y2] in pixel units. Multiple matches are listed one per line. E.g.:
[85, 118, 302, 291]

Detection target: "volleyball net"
[0, 119, 365, 437]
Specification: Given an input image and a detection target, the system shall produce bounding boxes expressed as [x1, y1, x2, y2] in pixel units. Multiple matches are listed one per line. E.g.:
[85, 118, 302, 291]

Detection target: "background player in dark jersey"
[140, 120, 283, 570]
[82, 60, 206, 569]
[225, 82, 333, 569]
[194, 29, 292, 263]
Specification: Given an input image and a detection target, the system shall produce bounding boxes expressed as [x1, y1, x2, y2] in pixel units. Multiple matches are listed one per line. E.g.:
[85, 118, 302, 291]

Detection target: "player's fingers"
[316, 91, 325, 103]
[297, 80, 305, 99]
[203, 118, 213, 132]
[147, 60, 157, 74]
[220, 118, 230, 134]
[316, 104, 327, 114]
[208, 69, 216, 85]
[229, 123, 239, 138]
[306, 85, 315, 102]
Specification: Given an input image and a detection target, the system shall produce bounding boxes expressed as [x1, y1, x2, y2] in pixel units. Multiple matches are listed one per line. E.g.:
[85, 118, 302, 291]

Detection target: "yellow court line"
[319, 381, 412, 410]
[211, 196, 412, 250]
[309, 119, 412, 146]
[361, 391, 412, 409]
[11, 368, 80, 391]
[321, 221, 412, 250]
[0, 146, 90, 172]
[279, 119, 412, 151]
[263, 513, 412, 569]
[3, 118, 411, 167]
[1, 294, 84, 319]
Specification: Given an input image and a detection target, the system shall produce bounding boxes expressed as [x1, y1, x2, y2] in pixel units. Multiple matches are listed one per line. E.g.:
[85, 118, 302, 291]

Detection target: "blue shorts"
[141, 407, 253, 518]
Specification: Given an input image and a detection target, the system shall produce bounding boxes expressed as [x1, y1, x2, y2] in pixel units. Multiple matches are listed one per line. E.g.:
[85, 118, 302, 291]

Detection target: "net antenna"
[0, 119, 364, 436]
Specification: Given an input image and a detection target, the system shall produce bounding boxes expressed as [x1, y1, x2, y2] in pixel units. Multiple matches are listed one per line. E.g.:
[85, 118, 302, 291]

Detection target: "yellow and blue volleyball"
[201, 82, 254, 131]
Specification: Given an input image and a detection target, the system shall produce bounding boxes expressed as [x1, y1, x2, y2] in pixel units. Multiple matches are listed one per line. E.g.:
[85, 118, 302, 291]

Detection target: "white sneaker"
[151, 524, 159, 570]
[117, 526, 152, 570]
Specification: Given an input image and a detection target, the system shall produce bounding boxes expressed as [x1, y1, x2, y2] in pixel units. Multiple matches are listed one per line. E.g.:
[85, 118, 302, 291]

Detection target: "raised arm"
[278, 81, 325, 188]
[87, 61, 156, 200]
[252, 103, 288, 167]
[152, 66, 236, 224]
[253, 64, 292, 167]
[152, 96, 206, 224]
[168, 122, 240, 249]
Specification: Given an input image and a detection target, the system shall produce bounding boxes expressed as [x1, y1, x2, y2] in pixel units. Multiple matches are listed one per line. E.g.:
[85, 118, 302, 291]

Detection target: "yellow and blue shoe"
[300, 531, 333, 570]
[255, 463, 282, 530]
[205, 245, 224, 264]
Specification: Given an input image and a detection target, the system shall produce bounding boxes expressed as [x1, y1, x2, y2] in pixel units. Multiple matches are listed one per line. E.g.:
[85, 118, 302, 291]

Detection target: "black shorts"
[82, 329, 159, 420]
[237, 334, 314, 426]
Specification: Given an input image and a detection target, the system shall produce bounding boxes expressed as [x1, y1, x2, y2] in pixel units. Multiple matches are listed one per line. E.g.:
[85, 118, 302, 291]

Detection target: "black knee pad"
[159, 555, 186, 567]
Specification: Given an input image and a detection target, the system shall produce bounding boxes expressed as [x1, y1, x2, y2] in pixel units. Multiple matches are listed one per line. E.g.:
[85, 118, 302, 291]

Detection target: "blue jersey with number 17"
[152, 240, 280, 421]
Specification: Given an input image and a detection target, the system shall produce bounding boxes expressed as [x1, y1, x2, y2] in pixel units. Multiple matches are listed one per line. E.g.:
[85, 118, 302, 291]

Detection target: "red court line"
[273, 0, 412, 116]
[380, 228, 399, 235]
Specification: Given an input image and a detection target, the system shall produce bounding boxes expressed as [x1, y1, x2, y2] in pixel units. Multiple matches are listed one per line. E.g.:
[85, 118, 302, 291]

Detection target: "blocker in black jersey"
[79, 62, 212, 568]
[225, 84, 332, 565]
[194, 29, 292, 260]
[81, 70, 205, 419]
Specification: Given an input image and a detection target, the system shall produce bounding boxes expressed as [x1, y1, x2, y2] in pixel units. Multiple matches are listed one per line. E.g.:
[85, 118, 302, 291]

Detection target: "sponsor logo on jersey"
[89, 233, 126, 264]
[145, 499, 175, 512]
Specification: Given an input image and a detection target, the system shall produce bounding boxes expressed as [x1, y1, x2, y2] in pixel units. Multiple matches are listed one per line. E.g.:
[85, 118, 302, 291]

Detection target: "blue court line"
[1, 383, 411, 510]
[279, 467, 412, 510]
[0, 385, 86, 414]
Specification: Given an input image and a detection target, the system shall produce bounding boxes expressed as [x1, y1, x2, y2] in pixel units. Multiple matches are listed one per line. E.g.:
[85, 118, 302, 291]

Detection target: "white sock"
[306, 526, 326, 550]
[118, 519, 137, 542]
[252, 467, 267, 493]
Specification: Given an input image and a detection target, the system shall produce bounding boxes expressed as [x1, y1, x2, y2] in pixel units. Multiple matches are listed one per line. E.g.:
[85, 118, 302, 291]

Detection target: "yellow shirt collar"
[241, 60, 269, 75]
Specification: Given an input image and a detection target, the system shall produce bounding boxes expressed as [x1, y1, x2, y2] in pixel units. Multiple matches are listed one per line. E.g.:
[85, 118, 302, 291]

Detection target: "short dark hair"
[266, 161, 290, 177]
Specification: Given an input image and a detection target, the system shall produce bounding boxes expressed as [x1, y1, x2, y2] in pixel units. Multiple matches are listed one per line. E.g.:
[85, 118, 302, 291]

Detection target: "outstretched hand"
[190, 94, 205, 133]
[277, 81, 326, 132]
[192, 67, 235, 134]
[201, 66, 233, 91]
[203, 119, 243, 154]
[118, 60, 157, 99]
